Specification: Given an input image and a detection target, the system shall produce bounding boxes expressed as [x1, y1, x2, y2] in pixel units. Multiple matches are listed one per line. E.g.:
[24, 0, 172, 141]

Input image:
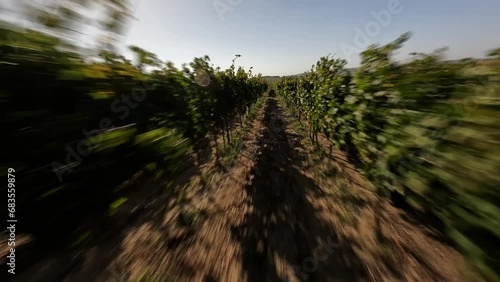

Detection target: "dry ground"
[8, 94, 468, 282]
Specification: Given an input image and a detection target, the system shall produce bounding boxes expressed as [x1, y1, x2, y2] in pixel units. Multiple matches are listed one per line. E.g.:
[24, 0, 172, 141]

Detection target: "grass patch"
[108, 197, 128, 216]
[87, 127, 137, 152]
[69, 231, 92, 248]
[219, 137, 246, 168]
[311, 149, 327, 164]
[145, 162, 157, 172]
[217, 95, 266, 168]
[36, 184, 67, 200]
[176, 191, 189, 205]
[248, 96, 266, 119]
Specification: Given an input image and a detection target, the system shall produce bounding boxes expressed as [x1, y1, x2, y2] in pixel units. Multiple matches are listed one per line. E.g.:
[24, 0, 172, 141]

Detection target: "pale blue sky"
[120, 0, 500, 75]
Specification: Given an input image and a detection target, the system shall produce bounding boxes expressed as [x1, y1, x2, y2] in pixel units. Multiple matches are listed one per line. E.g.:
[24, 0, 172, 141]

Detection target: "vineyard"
[1, 1, 500, 281]
[276, 33, 500, 280]
[0, 21, 267, 253]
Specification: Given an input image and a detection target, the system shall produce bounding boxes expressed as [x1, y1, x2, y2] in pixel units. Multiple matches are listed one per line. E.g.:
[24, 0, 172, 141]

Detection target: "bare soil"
[8, 95, 468, 282]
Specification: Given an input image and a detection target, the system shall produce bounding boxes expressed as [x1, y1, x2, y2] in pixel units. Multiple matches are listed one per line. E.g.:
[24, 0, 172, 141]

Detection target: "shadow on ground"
[231, 94, 369, 282]
[8, 159, 201, 282]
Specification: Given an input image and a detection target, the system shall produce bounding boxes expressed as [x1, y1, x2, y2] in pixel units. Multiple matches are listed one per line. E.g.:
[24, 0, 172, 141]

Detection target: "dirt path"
[107, 94, 466, 282]
[13, 94, 468, 282]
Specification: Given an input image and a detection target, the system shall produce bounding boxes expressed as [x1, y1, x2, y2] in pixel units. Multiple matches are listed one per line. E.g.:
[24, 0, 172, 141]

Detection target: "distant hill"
[265, 58, 493, 80]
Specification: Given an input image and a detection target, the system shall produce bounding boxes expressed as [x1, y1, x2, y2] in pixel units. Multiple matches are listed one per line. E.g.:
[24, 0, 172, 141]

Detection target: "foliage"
[276, 34, 500, 280]
[0, 19, 267, 248]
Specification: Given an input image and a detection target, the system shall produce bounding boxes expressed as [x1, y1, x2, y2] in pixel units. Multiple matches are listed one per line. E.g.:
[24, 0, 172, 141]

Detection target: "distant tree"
[488, 47, 500, 58]
[2, 0, 132, 51]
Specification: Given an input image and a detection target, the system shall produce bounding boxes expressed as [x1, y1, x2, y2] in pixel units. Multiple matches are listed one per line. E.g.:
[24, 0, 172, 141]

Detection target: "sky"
[5, 0, 499, 76]
[119, 0, 500, 76]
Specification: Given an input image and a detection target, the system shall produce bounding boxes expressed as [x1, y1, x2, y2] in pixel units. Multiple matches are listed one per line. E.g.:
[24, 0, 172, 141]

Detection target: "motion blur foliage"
[276, 33, 500, 280]
[0, 3, 267, 248]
